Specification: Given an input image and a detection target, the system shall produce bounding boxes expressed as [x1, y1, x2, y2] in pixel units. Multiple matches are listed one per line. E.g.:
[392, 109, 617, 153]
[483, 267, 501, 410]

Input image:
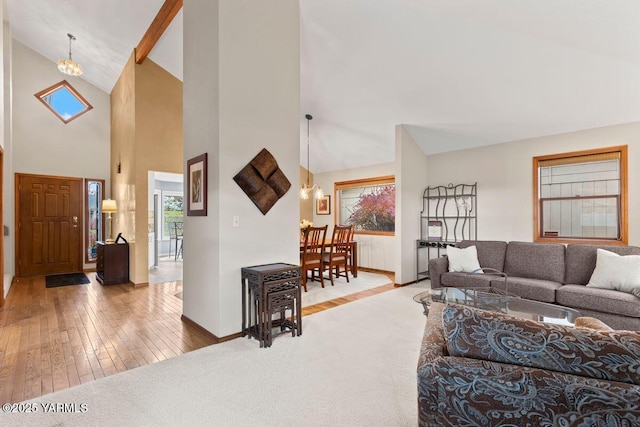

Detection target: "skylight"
[34, 80, 93, 124]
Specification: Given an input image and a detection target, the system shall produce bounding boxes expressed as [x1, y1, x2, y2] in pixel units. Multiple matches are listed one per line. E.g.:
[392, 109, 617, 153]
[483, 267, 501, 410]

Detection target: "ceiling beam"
[135, 0, 183, 64]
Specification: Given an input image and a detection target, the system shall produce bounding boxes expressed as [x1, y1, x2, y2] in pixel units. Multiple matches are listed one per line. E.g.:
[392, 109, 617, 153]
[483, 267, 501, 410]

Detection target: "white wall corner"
[3, 17, 14, 284]
[183, 0, 300, 338]
[395, 124, 428, 285]
[3, 273, 10, 299]
[183, 0, 222, 336]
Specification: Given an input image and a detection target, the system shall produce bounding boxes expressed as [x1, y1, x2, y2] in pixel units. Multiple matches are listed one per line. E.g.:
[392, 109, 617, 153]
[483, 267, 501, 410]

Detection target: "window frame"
[84, 178, 105, 264]
[334, 175, 395, 236]
[34, 80, 93, 124]
[161, 190, 184, 241]
[532, 145, 628, 245]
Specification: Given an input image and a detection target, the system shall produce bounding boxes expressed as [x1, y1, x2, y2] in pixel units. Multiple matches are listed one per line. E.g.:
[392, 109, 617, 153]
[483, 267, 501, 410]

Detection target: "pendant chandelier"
[300, 114, 323, 200]
[57, 33, 83, 77]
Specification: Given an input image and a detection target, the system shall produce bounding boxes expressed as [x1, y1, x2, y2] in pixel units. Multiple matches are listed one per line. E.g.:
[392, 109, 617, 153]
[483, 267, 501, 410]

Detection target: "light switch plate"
[232, 216, 240, 227]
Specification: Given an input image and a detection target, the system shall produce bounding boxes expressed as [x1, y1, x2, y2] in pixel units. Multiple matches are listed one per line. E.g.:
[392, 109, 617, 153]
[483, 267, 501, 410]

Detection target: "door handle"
[73, 216, 78, 228]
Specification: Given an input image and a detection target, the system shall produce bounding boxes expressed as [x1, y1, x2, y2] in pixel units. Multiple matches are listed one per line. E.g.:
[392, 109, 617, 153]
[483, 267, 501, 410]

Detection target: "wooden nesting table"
[241, 263, 302, 347]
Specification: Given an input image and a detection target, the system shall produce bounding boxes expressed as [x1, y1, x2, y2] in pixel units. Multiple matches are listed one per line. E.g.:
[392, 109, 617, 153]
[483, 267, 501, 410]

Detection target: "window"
[335, 176, 395, 235]
[34, 80, 93, 124]
[162, 191, 184, 240]
[85, 179, 104, 263]
[533, 146, 627, 244]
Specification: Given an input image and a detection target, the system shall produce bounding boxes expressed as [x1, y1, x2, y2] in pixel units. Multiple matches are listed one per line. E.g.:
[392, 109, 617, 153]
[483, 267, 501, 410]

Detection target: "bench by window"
[533, 146, 627, 244]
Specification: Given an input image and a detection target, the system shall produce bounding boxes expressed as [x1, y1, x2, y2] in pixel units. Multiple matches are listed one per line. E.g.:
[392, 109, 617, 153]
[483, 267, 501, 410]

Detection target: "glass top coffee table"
[413, 287, 582, 325]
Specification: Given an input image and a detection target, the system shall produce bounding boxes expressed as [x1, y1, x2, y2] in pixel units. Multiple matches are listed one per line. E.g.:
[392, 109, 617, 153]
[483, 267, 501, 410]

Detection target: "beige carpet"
[0, 282, 431, 427]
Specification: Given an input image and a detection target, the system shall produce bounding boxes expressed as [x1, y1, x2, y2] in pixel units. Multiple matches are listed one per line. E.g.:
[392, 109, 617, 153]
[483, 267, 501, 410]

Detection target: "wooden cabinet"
[96, 241, 130, 285]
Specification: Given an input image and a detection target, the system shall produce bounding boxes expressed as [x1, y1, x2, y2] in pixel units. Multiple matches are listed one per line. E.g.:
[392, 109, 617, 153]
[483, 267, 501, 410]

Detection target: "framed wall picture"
[316, 195, 331, 215]
[187, 153, 207, 216]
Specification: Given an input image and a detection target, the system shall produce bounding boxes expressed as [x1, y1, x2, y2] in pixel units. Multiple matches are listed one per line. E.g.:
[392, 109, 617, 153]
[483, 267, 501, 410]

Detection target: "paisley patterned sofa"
[417, 303, 640, 427]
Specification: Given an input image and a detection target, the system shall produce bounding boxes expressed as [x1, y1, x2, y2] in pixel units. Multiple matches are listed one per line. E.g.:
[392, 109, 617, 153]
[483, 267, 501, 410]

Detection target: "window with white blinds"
[533, 146, 627, 243]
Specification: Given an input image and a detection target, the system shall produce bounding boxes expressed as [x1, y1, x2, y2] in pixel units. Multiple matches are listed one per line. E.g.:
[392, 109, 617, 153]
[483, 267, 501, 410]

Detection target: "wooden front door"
[17, 174, 83, 277]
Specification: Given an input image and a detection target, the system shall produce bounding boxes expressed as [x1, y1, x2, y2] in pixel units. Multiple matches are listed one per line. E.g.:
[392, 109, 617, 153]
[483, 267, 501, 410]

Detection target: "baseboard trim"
[130, 281, 148, 288]
[358, 267, 393, 275]
[394, 280, 416, 287]
[180, 315, 244, 344]
[218, 331, 244, 343]
[181, 315, 219, 343]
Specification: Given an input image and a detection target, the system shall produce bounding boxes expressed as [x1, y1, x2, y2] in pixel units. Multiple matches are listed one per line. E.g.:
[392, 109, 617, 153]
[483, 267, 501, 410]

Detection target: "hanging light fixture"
[300, 114, 324, 200]
[57, 33, 83, 76]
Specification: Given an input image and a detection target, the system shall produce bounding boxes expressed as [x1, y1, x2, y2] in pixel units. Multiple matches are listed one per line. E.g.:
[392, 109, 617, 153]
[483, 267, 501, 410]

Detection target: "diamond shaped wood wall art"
[233, 148, 291, 215]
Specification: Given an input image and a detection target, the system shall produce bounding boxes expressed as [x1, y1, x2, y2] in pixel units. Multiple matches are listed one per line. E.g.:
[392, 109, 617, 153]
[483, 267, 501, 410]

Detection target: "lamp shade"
[102, 199, 118, 213]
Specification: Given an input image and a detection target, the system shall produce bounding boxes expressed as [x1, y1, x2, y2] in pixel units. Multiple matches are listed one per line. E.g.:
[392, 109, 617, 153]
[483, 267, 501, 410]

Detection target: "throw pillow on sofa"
[447, 245, 482, 273]
[587, 248, 640, 296]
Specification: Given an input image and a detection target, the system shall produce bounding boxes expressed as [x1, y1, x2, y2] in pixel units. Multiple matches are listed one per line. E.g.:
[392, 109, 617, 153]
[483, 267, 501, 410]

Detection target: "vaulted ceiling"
[8, 0, 640, 173]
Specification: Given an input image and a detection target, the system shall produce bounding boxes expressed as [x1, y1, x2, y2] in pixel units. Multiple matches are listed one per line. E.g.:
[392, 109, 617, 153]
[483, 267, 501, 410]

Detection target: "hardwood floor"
[0, 274, 215, 404]
[0, 269, 397, 403]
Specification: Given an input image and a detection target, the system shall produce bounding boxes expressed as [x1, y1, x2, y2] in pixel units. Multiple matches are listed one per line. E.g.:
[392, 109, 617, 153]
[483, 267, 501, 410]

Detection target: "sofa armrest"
[417, 302, 446, 427]
[432, 356, 640, 425]
[427, 257, 448, 288]
[443, 304, 640, 386]
[418, 302, 446, 367]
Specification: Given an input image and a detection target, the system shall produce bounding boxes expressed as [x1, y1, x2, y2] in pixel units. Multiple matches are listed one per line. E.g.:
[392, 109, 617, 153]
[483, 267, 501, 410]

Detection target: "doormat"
[45, 273, 90, 288]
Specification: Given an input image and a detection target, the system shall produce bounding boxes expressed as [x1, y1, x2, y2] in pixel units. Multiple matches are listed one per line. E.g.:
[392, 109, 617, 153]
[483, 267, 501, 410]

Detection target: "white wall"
[1, 10, 10, 299]
[183, 0, 221, 335]
[12, 41, 110, 180]
[11, 40, 111, 271]
[425, 122, 640, 245]
[314, 161, 395, 271]
[395, 125, 428, 285]
[183, 0, 300, 337]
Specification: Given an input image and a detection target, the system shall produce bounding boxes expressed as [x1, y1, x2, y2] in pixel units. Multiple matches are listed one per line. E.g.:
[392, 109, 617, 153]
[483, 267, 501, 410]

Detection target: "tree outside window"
[163, 193, 184, 239]
[336, 176, 395, 235]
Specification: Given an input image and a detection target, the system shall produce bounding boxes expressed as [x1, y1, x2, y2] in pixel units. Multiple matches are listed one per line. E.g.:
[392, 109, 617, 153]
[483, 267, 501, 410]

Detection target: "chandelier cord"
[306, 115, 311, 186]
[67, 33, 76, 61]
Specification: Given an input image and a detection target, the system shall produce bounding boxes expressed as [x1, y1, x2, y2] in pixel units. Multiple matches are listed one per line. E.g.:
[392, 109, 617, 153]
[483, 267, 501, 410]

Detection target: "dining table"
[299, 239, 358, 278]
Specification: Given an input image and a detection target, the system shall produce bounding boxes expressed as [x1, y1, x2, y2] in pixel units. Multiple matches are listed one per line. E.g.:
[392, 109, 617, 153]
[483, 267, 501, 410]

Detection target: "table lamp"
[102, 199, 118, 243]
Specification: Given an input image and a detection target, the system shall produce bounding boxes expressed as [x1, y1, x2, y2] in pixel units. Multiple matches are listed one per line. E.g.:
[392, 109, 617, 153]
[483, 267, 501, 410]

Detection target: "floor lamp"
[102, 199, 118, 243]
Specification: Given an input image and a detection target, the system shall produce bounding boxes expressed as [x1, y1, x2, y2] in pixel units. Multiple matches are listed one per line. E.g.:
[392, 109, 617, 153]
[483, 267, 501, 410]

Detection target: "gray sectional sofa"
[428, 240, 640, 330]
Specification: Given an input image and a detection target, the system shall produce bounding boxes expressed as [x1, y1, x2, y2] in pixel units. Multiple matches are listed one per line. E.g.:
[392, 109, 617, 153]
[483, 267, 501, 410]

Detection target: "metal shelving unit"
[417, 183, 477, 281]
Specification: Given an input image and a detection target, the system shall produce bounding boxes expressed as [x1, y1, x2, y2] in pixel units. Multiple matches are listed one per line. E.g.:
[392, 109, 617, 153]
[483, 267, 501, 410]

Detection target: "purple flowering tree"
[347, 185, 395, 232]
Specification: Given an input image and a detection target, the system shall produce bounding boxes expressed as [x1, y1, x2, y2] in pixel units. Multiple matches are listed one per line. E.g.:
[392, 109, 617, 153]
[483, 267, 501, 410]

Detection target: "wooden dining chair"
[343, 224, 355, 278]
[300, 225, 328, 292]
[322, 225, 352, 287]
